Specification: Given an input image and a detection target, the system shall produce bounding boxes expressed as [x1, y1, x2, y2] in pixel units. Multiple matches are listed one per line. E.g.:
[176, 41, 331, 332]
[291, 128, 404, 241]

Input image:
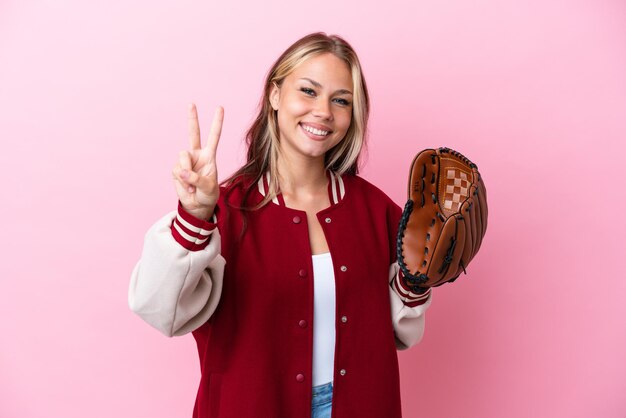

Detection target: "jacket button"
[293, 216, 301, 224]
[325, 217, 332, 223]
[341, 316, 348, 323]
[298, 320, 308, 328]
[296, 373, 305, 382]
[298, 269, 307, 278]
[339, 369, 346, 376]
[340, 265, 347, 272]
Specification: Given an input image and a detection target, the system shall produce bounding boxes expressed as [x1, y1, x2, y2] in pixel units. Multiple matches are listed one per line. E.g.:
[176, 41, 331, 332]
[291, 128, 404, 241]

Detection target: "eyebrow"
[299, 78, 353, 95]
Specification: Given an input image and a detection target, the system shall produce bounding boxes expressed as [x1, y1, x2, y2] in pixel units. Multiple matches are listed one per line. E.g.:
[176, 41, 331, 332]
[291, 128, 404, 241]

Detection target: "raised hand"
[172, 104, 223, 220]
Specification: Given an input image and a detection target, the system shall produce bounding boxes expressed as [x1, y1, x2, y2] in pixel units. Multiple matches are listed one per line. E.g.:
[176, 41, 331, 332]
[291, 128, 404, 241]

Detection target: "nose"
[312, 98, 333, 120]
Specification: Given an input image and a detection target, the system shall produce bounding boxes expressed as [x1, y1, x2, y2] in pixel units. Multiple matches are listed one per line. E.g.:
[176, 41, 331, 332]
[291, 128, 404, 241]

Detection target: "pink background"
[1, 0, 625, 417]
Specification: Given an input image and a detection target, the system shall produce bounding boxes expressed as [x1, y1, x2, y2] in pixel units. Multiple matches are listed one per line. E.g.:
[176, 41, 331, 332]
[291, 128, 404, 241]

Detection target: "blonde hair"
[221, 32, 370, 221]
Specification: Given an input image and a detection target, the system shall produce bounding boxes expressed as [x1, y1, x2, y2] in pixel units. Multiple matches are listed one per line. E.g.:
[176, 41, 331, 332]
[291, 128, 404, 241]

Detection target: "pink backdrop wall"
[1, 0, 625, 417]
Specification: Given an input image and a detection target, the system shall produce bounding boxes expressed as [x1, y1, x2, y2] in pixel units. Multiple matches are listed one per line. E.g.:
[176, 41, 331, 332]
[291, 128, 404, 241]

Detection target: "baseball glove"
[396, 147, 487, 294]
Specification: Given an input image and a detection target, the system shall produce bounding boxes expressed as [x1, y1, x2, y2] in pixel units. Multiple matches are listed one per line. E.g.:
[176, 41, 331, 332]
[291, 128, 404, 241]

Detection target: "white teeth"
[302, 124, 329, 136]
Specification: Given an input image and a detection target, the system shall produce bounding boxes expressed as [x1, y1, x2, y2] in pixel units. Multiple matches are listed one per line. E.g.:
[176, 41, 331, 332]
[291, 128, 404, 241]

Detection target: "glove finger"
[473, 183, 485, 259]
[463, 186, 476, 267]
[427, 215, 465, 286]
[467, 184, 480, 262]
[400, 149, 438, 278]
[434, 215, 467, 286]
[468, 177, 487, 263]
[478, 176, 488, 238]
[470, 183, 483, 262]
[447, 214, 470, 282]
[458, 196, 474, 272]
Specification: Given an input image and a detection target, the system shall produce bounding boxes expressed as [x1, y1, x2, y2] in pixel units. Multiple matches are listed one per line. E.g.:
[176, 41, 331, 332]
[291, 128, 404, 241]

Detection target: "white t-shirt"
[311, 251, 336, 386]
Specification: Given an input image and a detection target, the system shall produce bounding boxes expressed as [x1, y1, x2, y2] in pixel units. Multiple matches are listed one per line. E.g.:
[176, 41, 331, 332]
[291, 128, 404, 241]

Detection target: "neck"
[276, 154, 328, 197]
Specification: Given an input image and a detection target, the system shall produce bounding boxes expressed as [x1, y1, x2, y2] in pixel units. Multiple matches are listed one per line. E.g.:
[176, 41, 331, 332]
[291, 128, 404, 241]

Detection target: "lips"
[299, 122, 332, 140]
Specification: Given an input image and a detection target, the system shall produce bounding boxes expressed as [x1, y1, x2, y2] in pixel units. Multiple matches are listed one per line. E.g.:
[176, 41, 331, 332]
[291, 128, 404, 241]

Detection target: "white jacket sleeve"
[128, 204, 226, 337]
[388, 261, 433, 350]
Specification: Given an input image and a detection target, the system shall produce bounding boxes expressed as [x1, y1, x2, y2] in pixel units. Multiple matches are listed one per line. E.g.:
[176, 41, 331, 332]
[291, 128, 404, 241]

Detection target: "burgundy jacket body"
[187, 172, 408, 418]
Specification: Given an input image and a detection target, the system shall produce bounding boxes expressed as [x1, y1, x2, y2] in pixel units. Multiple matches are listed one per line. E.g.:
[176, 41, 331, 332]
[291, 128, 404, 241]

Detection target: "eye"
[300, 87, 315, 96]
[333, 98, 351, 106]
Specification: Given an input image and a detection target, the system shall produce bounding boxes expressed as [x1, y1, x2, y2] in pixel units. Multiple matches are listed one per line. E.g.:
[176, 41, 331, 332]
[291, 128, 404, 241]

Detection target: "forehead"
[288, 53, 353, 90]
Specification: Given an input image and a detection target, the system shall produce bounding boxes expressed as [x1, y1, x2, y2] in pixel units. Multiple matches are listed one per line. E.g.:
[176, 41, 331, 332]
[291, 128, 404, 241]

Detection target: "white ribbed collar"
[256, 170, 346, 207]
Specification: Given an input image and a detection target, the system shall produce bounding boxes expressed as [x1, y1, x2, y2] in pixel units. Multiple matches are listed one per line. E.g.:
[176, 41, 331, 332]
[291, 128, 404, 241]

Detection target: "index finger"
[188, 103, 201, 150]
[204, 106, 224, 155]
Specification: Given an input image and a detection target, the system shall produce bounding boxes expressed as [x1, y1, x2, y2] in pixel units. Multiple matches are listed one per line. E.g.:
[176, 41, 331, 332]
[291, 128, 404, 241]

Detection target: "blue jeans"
[311, 381, 333, 418]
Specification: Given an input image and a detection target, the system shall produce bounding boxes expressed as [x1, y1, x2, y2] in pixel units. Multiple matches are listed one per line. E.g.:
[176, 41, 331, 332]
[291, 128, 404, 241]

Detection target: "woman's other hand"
[172, 104, 223, 220]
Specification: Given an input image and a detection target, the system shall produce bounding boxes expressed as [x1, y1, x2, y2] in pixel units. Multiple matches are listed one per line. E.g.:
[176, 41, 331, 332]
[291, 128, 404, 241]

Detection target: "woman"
[129, 32, 432, 418]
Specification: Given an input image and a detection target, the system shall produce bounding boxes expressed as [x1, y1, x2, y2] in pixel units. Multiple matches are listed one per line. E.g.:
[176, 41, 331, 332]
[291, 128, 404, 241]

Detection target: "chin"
[301, 148, 328, 159]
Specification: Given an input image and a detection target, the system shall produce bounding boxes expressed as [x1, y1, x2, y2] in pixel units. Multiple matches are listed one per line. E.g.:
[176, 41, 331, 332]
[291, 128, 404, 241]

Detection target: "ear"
[269, 82, 280, 111]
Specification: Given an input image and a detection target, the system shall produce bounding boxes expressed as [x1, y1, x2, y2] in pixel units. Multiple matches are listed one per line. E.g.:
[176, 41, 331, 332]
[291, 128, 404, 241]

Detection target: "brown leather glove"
[397, 147, 488, 294]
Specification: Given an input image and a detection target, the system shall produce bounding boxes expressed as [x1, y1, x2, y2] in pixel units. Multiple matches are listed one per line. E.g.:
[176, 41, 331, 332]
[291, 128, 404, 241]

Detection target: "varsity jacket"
[129, 170, 432, 418]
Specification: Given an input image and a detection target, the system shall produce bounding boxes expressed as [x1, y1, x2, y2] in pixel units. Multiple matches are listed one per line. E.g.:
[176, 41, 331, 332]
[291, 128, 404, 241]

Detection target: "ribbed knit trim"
[392, 270, 432, 307]
[171, 201, 217, 251]
[256, 170, 345, 207]
[257, 172, 280, 205]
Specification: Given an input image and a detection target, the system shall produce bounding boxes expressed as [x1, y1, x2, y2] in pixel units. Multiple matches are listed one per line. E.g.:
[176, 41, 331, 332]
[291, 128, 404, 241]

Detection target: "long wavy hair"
[220, 32, 370, 234]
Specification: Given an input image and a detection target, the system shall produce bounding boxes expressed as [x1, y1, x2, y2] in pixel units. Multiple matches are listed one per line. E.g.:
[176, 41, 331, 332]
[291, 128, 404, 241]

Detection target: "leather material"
[397, 147, 488, 292]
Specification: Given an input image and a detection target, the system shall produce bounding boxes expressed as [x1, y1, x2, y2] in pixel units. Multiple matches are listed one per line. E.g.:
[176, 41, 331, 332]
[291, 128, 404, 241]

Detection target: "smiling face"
[269, 52, 354, 162]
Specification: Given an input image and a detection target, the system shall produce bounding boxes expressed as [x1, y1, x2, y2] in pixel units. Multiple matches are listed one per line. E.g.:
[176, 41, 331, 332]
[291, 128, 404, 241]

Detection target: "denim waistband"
[312, 381, 333, 406]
